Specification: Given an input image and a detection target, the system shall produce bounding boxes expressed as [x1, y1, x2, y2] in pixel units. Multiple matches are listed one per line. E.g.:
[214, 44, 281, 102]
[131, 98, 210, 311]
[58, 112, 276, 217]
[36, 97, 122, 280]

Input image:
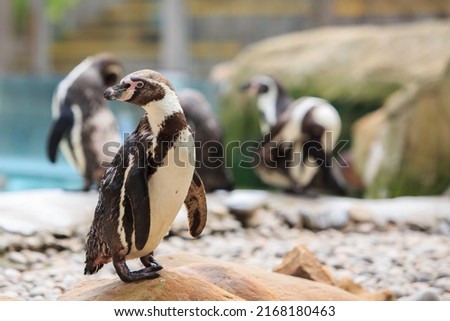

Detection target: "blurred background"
[0, 0, 450, 197]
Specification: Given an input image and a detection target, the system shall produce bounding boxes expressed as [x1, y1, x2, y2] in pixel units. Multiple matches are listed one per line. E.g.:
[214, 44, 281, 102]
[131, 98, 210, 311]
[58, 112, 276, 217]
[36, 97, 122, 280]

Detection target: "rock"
[349, 204, 373, 223]
[58, 271, 243, 301]
[301, 208, 349, 230]
[349, 196, 450, 230]
[0, 189, 97, 235]
[352, 59, 450, 197]
[159, 252, 359, 301]
[275, 208, 303, 228]
[434, 277, 450, 292]
[337, 278, 396, 301]
[0, 296, 20, 301]
[59, 252, 360, 301]
[403, 289, 440, 301]
[172, 263, 279, 300]
[7, 251, 28, 265]
[225, 190, 269, 225]
[273, 245, 335, 286]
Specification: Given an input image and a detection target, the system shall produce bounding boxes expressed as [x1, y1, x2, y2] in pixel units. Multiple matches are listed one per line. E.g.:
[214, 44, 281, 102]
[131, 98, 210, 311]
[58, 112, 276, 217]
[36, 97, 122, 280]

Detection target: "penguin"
[47, 52, 123, 191]
[178, 88, 234, 192]
[240, 74, 346, 195]
[84, 69, 207, 282]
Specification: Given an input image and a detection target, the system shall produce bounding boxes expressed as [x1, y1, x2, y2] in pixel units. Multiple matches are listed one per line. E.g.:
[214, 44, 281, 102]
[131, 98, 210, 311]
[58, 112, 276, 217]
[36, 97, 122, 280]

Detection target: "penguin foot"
[140, 253, 163, 272]
[113, 256, 160, 283]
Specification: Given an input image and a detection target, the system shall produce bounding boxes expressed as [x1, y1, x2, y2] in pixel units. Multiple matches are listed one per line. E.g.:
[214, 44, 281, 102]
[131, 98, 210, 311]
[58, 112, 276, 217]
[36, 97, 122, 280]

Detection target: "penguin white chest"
[129, 129, 195, 258]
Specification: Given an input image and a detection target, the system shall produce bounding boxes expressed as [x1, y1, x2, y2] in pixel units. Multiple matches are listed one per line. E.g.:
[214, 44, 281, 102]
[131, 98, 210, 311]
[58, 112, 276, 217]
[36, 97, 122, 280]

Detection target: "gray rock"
[225, 190, 269, 214]
[388, 286, 407, 298]
[301, 208, 349, 230]
[274, 209, 302, 228]
[404, 290, 440, 301]
[7, 252, 28, 265]
[434, 277, 450, 292]
[415, 273, 433, 283]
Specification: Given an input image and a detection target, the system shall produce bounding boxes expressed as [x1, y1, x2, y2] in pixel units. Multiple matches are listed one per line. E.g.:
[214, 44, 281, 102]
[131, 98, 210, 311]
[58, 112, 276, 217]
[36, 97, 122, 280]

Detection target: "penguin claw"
[140, 254, 163, 271]
[144, 265, 163, 273]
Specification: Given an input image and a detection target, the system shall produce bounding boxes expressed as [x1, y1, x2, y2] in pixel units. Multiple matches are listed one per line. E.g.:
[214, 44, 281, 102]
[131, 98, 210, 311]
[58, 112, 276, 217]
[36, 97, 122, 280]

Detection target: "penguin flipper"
[184, 170, 207, 238]
[125, 163, 150, 251]
[47, 109, 74, 163]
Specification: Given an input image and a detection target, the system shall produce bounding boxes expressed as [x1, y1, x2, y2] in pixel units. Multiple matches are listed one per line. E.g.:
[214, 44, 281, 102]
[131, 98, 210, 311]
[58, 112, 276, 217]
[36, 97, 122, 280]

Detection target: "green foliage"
[45, 0, 81, 22]
[12, 0, 27, 32]
[12, 0, 81, 27]
[219, 92, 267, 189]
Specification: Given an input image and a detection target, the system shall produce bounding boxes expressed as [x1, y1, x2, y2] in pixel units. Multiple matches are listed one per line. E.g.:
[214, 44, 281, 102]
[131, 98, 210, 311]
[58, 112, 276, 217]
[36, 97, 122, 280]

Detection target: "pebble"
[434, 277, 450, 292]
[7, 252, 28, 265]
[402, 289, 440, 301]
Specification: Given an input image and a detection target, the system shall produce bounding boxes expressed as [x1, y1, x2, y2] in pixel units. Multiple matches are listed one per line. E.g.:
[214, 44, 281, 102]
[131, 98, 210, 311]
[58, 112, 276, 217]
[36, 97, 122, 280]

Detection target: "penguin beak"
[239, 82, 251, 91]
[239, 81, 259, 96]
[104, 83, 131, 101]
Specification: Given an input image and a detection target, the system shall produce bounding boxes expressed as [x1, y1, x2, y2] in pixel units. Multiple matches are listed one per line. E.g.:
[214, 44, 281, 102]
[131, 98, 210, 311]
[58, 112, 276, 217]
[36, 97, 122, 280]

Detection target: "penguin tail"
[84, 227, 109, 275]
[84, 260, 104, 275]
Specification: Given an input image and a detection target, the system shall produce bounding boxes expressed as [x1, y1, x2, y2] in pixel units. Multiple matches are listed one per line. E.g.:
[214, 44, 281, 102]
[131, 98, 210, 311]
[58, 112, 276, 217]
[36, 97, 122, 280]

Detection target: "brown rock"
[59, 271, 242, 301]
[159, 252, 358, 301]
[0, 296, 20, 301]
[273, 245, 336, 286]
[172, 263, 279, 300]
[337, 278, 396, 301]
[60, 252, 360, 301]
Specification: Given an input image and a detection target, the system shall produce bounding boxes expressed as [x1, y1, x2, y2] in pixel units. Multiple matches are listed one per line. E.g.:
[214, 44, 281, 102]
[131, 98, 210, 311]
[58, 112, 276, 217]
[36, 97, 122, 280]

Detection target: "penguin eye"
[136, 81, 144, 89]
[258, 84, 269, 94]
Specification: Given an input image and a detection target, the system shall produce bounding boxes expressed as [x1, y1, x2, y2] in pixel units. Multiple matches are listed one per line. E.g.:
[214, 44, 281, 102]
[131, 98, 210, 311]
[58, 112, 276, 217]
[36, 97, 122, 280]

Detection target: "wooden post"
[0, 0, 13, 74]
[30, 0, 51, 75]
[312, 0, 334, 27]
[159, 0, 190, 72]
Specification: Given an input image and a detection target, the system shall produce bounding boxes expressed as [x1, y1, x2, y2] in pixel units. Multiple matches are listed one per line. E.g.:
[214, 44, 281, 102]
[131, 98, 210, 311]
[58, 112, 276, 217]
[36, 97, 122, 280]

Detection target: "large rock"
[352, 60, 450, 197]
[210, 20, 450, 189]
[59, 252, 360, 301]
[0, 189, 97, 235]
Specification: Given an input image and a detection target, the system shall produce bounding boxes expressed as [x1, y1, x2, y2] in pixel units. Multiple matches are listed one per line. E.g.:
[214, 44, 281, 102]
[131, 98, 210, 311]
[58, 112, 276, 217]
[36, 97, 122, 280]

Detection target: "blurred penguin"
[47, 53, 123, 191]
[178, 88, 234, 192]
[241, 74, 347, 195]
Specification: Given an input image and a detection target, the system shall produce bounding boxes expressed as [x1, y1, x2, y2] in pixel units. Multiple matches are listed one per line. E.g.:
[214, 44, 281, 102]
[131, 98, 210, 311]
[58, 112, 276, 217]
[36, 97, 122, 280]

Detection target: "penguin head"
[104, 69, 176, 107]
[91, 52, 123, 88]
[240, 75, 282, 130]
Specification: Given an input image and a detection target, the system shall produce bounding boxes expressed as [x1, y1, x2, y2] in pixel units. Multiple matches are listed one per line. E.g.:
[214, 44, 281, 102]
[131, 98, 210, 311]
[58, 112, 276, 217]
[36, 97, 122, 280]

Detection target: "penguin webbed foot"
[140, 253, 163, 272]
[113, 256, 160, 283]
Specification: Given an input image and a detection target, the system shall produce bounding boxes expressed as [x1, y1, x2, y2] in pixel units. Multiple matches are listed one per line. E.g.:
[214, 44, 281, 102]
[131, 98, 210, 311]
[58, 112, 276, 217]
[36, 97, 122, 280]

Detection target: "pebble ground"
[1, 205, 449, 301]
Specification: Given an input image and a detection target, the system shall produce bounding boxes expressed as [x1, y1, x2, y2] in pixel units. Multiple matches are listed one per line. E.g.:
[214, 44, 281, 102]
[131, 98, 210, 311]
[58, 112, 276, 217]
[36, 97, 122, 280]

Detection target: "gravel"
[0, 191, 449, 301]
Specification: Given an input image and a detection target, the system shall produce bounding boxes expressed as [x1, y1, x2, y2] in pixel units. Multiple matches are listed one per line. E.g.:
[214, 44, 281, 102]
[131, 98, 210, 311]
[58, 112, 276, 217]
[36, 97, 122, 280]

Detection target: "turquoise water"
[0, 74, 214, 191]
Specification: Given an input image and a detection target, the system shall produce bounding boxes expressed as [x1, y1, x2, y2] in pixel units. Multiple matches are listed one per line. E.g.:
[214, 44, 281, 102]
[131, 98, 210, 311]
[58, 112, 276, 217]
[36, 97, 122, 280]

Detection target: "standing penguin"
[84, 69, 207, 282]
[241, 75, 346, 195]
[178, 88, 234, 192]
[47, 52, 122, 191]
